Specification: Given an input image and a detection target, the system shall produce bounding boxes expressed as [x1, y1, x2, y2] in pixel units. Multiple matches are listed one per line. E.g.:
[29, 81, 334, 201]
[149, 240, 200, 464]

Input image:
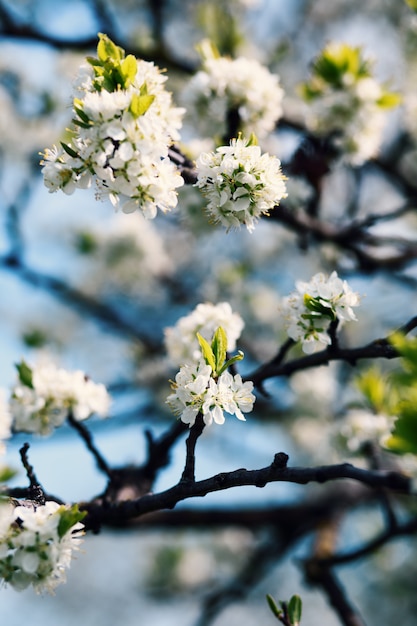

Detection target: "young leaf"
[60, 142, 79, 159]
[73, 103, 90, 125]
[0, 467, 17, 483]
[15, 360, 34, 389]
[121, 55, 137, 86]
[356, 366, 389, 414]
[211, 326, 227, 373]
[195, 38, 221, 61]
[288, 595, 302, 625]
[129, 93, 155, 117]
[377, 91, 401, 109]
[303, 294, 335, 320]
[266, 594, 282, 618]
[97, 33, 124, 63]
[217, 351, 244, 376]
[197, 333, 216, 371]
[57, 504, 86, 539]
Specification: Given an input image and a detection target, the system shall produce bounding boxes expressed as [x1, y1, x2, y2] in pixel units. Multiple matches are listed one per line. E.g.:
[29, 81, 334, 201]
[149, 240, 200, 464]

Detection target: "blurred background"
[1, 1, 417, 624]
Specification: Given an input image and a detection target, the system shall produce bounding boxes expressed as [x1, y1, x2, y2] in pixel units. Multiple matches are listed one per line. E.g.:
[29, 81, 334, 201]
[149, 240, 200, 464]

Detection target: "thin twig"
[19, 443, 45, 505]
[67, 413, 113, 479]
[181, 413, 205, 483]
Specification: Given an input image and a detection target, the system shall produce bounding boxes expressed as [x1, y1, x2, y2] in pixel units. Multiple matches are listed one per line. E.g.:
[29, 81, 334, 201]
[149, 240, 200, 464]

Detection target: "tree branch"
[82, 454, 411, 530]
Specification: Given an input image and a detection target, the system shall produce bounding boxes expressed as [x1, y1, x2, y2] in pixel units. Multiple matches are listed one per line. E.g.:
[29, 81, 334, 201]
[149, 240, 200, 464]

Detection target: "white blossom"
[164, 302, 244, 366]
[338, 409, 396, 453]
[0, 501, 84, 594]
[166, 359, 255, 427]
[183, 55, 284, 140]
[301, 43, 400, 166]
[41, 49, 184, 219]
[9, 360, 111, 436]
[280, 271, 360, 354]
[196, 137, 287, 232]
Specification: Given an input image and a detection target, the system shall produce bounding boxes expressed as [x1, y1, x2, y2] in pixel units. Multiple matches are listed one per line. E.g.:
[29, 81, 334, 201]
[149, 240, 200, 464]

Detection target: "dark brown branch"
[82, 454, 411, 530]
[314, 515, 417, 568]
[305, 565, 367, 626]
[18, 443, 45, 505]
[181, 413, 205, 483]
[247, 316, 417, 386]
[67, 413, 113, 479]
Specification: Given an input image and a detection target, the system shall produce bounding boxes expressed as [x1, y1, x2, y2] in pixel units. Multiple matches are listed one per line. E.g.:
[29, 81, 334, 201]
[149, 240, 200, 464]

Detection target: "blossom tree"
[1, 1, 417, 625]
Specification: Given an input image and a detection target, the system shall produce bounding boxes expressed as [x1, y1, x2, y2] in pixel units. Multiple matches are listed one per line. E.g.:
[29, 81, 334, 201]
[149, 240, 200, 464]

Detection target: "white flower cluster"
[10, 361, 111, 435]
[165, 302, 244, 366]
[166, 359, 255, 428]
[307, 79, 388, 165]
[0, 500, 84, 593]
[183, 54, 284, 140]
[301, 43, 400, 165]
[41, 36, 184, 218]
[281, 271, 360, 354]
[195, 137, 287, 232]
[338, 408, 395, 453]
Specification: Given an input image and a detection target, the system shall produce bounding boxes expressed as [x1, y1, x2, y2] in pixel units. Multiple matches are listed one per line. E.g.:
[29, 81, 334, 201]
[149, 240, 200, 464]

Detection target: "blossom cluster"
[281, 271, 360, 354]
[166, 358, 255, 428]
[300, 42, 400, 165]
[166, 320, 255, 428]
[195, 137, 287, 232]
[338, 408, 395, 453]
[41, 34, 184, 218]
[0, 500, 84, 593]
[164, 302, 244, 366]
[183, 50, 284, 140]
[9, 360, 111, 436]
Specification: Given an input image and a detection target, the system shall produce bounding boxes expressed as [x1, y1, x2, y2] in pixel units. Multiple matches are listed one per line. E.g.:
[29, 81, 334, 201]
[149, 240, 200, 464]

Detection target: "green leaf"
[377, 91, 402, 109]
[356, 366, 389, 413]
[97, 33, 124, 63]
[86, 56, 104, 68]
[195, 38, 221, 62]
[217, 351, 244, 376]
[303, 294, 335, 320]
[0, 467, 17, 483]
[211, 327, 227, 373]
[72, 119, 91, 130]
[121, 55, 137, 86]
[73, 103, 90, 125]
[288, 595, 302, 625]
[57, 504, 86, 539]
[129, 93, 155, 117]
[313, 43, 370, 87]
[247, 132, 258, 146]
[406, 0, 417, 12]
[197, 333, 216, 371]
[60, 141, 79, 159]
[15, 360, 34, 389]
[75, 231, 98, 255]
[266, 594, 282, 618]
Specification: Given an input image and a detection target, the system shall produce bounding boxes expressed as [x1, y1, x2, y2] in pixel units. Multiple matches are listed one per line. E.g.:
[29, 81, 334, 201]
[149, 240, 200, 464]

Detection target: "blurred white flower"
[183, 55, 284, 140]
[164, 302, 244, 366]
[301, 42, 400, 165]
[9, 360, 111, 435]
[338, 408, 395, 452]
